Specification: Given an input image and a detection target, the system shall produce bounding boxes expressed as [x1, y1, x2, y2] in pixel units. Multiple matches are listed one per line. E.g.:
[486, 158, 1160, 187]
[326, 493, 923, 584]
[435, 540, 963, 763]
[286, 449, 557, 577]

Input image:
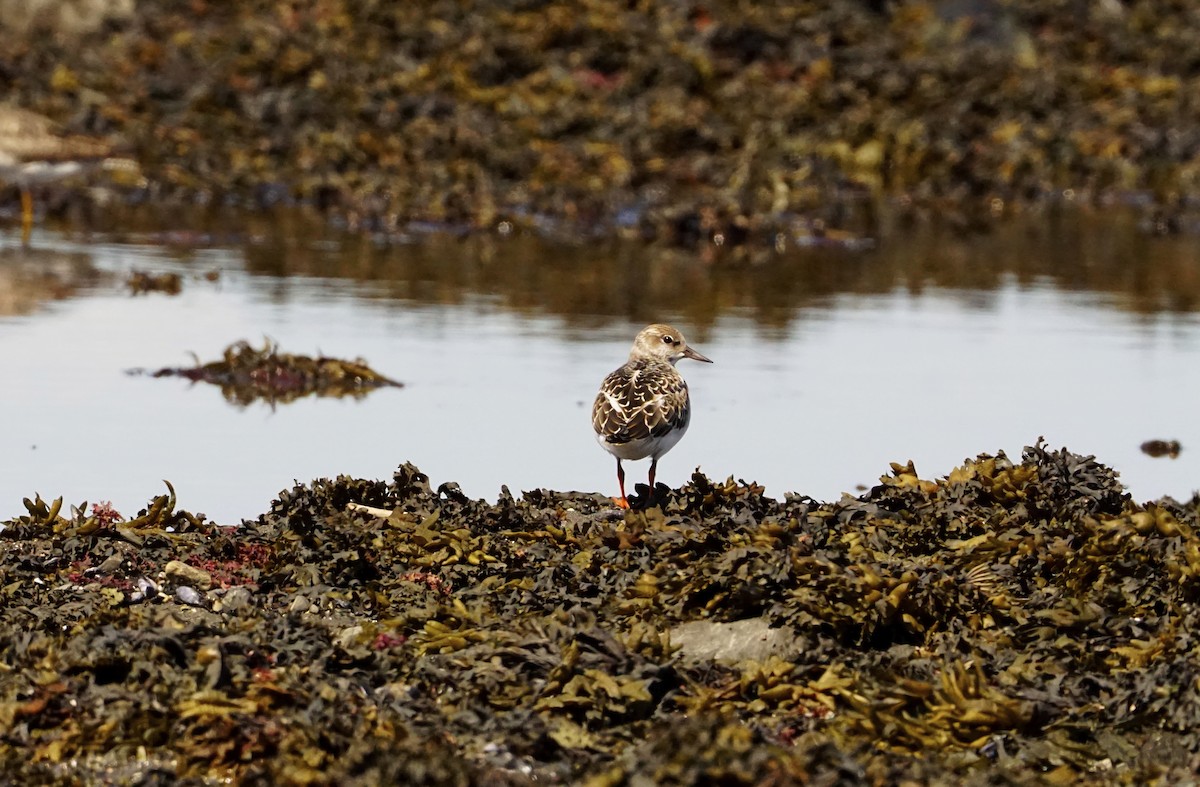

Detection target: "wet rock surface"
[4, 442, 1200, 783]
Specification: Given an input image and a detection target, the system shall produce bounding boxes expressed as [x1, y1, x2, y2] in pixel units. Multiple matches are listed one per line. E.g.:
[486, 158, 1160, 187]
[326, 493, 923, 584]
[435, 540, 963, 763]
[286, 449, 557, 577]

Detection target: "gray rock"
[96, 554, 124, 574]
[670, 617, 802, 664]
[220, 586, 253, 612]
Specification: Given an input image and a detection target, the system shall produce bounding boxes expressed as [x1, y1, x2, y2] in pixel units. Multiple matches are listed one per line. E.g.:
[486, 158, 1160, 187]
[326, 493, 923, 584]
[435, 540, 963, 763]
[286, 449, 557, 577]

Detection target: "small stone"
[175, 586, 204, 606]
[221, 586, 254, 612]
[164, 560, 213, 590]
[335, 625, 364, 649]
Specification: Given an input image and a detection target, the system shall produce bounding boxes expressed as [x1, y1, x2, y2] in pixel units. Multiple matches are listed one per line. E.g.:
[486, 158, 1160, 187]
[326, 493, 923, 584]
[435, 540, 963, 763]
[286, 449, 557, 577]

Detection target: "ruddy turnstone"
[0, 105, 128, 245]
[592, 324, 712, 507]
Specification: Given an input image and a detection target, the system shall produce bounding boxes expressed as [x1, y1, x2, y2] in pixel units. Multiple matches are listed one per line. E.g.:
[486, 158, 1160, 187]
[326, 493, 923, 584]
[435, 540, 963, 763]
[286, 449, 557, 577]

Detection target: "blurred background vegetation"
[3, 0, 1199, 246]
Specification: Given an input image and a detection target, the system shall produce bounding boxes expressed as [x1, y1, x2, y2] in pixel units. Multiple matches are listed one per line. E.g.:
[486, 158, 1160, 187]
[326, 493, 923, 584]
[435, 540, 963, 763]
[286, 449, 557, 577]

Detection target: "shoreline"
[4, 443, 1199, 782]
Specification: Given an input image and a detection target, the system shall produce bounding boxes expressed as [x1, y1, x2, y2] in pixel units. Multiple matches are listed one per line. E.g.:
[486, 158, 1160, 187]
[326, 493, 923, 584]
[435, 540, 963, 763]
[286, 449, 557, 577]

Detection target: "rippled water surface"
[3, 208, 1199, 523]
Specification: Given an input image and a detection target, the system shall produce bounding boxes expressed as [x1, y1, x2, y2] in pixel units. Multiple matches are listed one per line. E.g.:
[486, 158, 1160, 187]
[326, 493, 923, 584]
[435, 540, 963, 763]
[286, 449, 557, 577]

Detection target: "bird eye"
[661, 335, 675, 345]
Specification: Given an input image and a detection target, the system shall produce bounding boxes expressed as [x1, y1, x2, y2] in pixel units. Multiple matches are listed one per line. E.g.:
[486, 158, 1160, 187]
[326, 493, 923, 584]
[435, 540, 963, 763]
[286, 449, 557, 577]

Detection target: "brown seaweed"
[4, 443, 1200, 782]
[126, 269, 181, 295]
[1140, 439, 1182, 459]
[131, 339, 403, 406]
[5, 4, 1200, 246]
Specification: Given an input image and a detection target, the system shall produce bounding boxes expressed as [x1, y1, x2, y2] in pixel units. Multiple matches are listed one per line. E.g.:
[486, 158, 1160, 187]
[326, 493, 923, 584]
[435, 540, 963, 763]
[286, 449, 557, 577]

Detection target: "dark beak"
[683, 346, 713, 363]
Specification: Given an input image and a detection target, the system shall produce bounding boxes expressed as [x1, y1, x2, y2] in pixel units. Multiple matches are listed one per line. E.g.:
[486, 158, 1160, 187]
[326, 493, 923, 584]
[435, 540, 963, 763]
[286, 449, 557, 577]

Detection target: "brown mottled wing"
[0, 106, 114, 162]
[0, 107, 60, 139]
[592, 361, 690, 445]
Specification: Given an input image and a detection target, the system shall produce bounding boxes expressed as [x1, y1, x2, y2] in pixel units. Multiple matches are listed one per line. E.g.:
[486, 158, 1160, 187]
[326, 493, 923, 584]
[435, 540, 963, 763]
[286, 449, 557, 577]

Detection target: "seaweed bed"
[5, 2, 1200, 244]
[3, 442, 1200, 784]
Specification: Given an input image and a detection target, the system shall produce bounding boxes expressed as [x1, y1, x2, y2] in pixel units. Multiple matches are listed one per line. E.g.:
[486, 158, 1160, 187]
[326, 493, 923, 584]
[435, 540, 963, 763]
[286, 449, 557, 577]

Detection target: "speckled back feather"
[592, 357, 691, 446]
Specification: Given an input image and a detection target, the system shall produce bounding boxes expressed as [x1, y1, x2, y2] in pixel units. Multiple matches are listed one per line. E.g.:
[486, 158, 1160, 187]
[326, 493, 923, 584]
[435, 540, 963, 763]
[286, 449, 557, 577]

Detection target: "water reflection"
[2, 205, 1199, 524]
[73, 202, 1200, 324]
[0, 245, 108, 316]
[219, 205, 1200, 326]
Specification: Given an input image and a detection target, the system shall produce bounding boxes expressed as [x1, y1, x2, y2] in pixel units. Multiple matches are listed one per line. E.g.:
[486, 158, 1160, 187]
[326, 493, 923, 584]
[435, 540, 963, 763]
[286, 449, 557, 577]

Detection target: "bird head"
[630, 324, 713, 366]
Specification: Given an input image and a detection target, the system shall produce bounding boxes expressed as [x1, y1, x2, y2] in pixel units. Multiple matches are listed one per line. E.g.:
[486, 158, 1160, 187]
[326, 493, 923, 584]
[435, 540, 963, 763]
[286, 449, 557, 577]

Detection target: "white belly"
[1, 160, 87, 186]
[596, 422, 688, 462]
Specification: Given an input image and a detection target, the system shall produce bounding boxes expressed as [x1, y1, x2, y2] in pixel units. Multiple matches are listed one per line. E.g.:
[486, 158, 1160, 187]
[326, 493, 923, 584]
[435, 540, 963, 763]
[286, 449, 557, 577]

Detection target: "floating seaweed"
[1141, 439, 1182, 459]
[126, 269, 181, 295]
[4, 443, 1200, 782]
[131, 339, 403, 406]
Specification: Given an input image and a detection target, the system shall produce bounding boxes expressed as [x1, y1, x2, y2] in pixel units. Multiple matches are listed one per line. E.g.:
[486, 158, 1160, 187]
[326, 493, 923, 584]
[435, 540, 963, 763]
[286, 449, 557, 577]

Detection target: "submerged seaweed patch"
[130, 338, 403, 406]
[1141, 439, 1182, 459]
[126, 270, 182, 295]
[2, 443, 1200, 783]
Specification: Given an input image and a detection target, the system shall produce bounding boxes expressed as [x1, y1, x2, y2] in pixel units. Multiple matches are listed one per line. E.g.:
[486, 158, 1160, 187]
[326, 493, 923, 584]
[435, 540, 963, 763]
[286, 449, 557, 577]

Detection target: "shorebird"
[592, 324, 713, 507]
[0, 105, 126, 245]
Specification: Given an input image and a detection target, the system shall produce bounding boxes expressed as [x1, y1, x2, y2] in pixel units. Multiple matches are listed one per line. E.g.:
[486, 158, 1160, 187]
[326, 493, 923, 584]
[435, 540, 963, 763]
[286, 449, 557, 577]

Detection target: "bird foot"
[611, 496, 630, 509]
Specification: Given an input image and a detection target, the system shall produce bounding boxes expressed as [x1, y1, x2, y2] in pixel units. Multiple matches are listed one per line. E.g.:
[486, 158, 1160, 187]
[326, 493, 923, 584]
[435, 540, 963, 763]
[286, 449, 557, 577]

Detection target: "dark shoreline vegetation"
[3, 443, 1200, 783]
[3, 1, 1200, 248]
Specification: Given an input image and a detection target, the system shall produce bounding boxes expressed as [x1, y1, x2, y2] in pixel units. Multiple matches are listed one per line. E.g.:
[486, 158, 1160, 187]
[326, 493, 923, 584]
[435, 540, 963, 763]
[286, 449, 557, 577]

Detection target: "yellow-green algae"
[2, 443, 1199, 783]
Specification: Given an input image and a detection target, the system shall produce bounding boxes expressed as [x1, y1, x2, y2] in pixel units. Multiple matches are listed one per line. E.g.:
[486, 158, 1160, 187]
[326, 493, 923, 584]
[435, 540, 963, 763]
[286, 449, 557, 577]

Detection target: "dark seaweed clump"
[133, 339, 403, 407]
[1140, 439, 1182, 459]
[126, 270, 182, 296]
[3, 442, 1200, 784]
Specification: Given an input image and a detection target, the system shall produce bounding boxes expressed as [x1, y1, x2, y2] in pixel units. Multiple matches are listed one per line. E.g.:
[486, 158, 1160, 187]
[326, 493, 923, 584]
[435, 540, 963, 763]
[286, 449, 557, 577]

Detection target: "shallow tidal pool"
[2, 206, 1199, 524]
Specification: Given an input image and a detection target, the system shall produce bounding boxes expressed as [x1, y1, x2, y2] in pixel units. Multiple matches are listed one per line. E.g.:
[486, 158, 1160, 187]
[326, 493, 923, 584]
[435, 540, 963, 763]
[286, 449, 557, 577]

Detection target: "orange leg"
[20, 188, 33, 246]
[614, 458, 630, 508]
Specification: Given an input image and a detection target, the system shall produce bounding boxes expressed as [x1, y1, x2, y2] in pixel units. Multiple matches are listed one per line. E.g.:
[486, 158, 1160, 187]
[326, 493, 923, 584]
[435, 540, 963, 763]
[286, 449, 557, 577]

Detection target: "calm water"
[2, 207, 1199, 524]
